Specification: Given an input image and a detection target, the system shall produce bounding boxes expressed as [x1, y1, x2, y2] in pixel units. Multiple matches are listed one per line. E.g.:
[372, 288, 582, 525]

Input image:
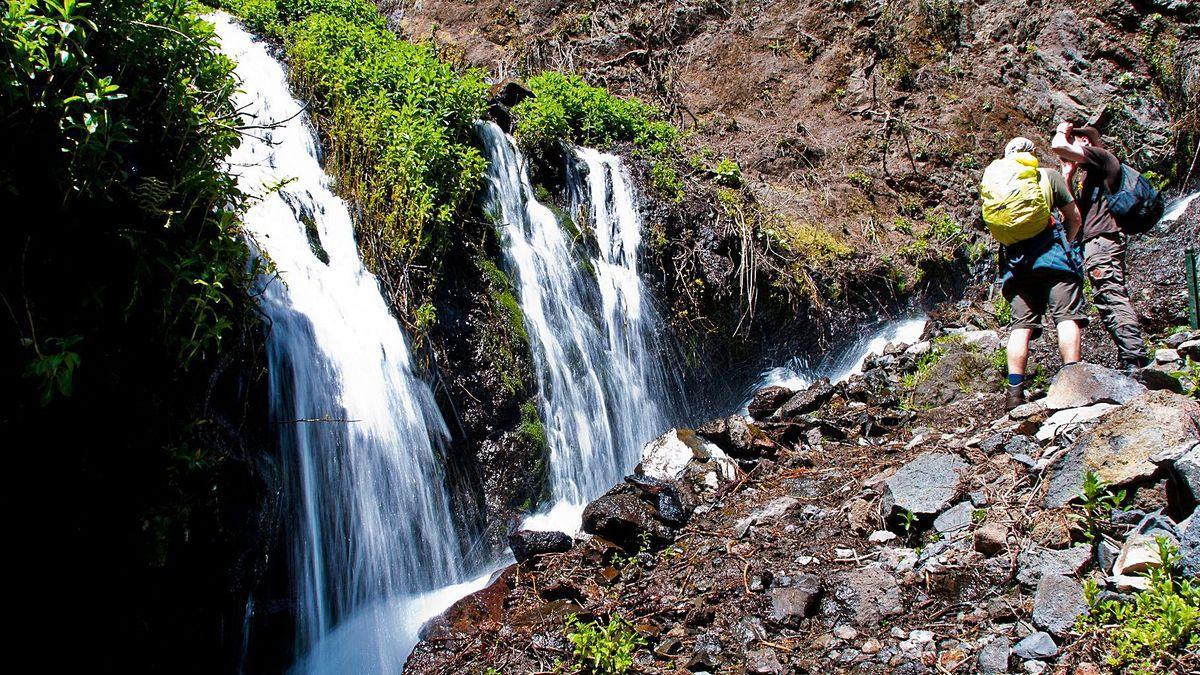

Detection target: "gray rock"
[1017, 545, 1092, 586]
[735, 497, 800, 538]
[507, 530, 572, 563]
[882, 452, 969, 517]
[581, 488, 673, 550]
[1155, 348, 1182, 364]
[747, 386, 794, 420]
[1011, 631, 1058, 660]
[1175, 445, 1200, 503]
[829, 565, 904, 627]
[768, 574, 822, 624]
[974, 522, 1009, 556]
[745, 648, 784, 674]
[1044, 390, 1200, 507]
[1032, 574, 1088, 636]
[1042, 363, 1146, 411]
[1182, 516, 1199, 578]
[1097, 538, 1121, 575]
[934, 502, 974, 533]
[1179, 339, 1200, 360]
[978, 636, 1011, 674]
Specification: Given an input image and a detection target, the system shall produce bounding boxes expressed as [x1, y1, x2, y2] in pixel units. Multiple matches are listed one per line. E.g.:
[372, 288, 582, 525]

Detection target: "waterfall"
[745, 317, 928, 404]
[477, 122, 678, 532]
[214, 14, 471, 672]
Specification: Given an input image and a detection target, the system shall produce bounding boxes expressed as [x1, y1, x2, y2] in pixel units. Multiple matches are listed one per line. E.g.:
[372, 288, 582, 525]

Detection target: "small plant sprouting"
[565, 613, 645, 674]
[898, 508, 919, 534]
[1072, 471, 1126, 541]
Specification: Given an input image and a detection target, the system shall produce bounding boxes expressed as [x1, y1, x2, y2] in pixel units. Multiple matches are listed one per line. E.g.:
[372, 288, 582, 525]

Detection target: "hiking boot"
[1005, 383, 1026, 412]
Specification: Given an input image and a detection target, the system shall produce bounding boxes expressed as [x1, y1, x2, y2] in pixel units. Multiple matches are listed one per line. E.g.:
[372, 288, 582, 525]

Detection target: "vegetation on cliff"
[2, 0, 265, 668]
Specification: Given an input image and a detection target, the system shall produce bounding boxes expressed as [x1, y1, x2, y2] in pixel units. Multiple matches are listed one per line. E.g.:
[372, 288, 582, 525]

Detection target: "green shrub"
[1080, 538, 1199, 674]
[713, 156, 742, 187]
[565, 613, 644, 674]
[1072, 471, 1126, 541]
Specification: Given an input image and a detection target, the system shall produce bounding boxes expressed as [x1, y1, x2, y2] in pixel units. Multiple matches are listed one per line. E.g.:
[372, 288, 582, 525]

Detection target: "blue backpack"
[1099, 164, 1166, 235]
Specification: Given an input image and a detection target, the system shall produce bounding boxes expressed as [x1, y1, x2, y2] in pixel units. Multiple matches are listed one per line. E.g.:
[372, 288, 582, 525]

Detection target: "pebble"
[833, 625, 859, 640]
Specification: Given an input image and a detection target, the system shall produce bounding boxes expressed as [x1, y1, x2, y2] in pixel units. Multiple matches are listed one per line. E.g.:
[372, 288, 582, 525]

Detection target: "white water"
[1162, 190, 1200, 223]
[478, 123, 678, 534]
[215, 15, 471, 672]
[745, 317, 927, 403]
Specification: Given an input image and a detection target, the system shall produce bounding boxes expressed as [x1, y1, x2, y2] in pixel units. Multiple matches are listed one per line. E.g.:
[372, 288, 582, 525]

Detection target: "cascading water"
[745, 317, 928, 405]
[477, 122, 679, 532]
[214, 14, 474, 671]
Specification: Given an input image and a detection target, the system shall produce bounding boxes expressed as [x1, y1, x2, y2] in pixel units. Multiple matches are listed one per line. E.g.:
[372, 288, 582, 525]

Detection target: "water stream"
[477, 123, 680, 533]
[215, 14, 475, 672]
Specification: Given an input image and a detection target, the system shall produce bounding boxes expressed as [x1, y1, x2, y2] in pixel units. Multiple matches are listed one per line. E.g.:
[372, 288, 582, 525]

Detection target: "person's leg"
[1083, 235, 1148, 367]
[1004, 280, 1044, 411]
[1047, 273, 1089, 368]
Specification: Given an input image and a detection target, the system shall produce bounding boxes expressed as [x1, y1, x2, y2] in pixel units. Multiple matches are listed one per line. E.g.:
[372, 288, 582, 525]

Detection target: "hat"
[1070, 125, 1104, 147]
[1004, 137, 1035, 157]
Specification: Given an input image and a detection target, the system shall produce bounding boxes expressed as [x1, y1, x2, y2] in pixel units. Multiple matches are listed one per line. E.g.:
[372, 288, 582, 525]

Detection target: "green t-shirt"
[1043, 168, 1074, 211]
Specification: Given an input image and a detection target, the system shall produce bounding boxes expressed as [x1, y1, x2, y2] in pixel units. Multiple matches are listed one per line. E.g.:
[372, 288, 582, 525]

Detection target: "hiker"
[981, 137, 1088, 411]
[1051, 122, 1159, 369]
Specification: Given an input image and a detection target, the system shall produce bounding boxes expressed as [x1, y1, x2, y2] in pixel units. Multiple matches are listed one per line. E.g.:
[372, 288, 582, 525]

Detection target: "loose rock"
[1042, 363, 1146, 411]
[1012, 632, 1059, 660]
[507, 530, 572, 563]
[1032, 574, 1088, 636]
[882, 452, 969, 518]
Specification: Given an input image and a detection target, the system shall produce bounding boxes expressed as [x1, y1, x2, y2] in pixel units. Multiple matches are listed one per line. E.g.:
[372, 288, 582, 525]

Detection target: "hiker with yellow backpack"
[981, 137, 1089, 411]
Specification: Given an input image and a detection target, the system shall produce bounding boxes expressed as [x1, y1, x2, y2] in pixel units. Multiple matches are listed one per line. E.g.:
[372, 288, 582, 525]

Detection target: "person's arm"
[1061, 201, 1082, 242]
[1051, 121, 1088, 164]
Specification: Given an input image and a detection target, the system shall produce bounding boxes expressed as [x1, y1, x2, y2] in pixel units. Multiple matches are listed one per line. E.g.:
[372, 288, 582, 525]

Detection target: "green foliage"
[918, 0, 962, 47]
[513, 72, 675, 153]
[518, 399, 546, 449]
[23, 335, 82, 406]
[1170, 357, 1200, 399]
[1080, 539, 1199, 674]
[712, 156, 742, 188]
[1072, 471, 1126, 541]
[565, 613, 644, 674]
[995, 294, 1012, 325]
[847, 169, 872, 189]
[898, 508, 918, 533]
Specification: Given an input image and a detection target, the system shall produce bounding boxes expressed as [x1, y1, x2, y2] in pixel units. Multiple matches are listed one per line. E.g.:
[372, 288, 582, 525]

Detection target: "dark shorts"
[1003, 271, 1090, 338]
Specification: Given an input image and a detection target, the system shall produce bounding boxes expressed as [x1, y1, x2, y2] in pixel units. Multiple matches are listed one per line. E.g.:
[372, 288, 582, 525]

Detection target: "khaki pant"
[1083, 233, 1148, 366]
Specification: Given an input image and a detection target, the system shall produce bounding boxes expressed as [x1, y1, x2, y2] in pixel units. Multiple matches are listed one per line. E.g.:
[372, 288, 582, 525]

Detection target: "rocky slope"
[406, 204, 1200, 673]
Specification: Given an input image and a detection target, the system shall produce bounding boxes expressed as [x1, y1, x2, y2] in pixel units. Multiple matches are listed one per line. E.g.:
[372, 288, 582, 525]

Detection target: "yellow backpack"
[979, 152, 1052, 245]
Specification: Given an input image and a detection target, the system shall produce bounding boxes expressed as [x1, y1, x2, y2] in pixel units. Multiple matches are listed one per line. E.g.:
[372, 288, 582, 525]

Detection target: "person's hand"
[1057, 121, 1075, 136]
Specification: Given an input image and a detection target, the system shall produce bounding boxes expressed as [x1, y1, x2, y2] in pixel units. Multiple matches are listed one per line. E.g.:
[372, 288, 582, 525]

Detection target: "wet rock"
[735, 496, 799, 538]
[978, 636, 1011, 674]
[767, 574, 822, 624]
[1032, 574, 1088, 636]
[581, 487, 674, 550]
[974, 522, 1009, 555]
[747, 386, 794, 420]
[626, 474, 692, 527]
[775, 378, 835, 419]
[745, 648, 784, 674]
[508, 530, 573, 563]
[419, 566, 516, 640]
[687, 632, 722, 670]
[1012, 631, 1058, 660]
[1042, 363, 1146, 410]
[933, 502, 974, 533]
[696, 414, 770, 459]
[1044, 390, 1200, 507]
[1017, 545, 1091, 586]
[882, 452, 968, 518]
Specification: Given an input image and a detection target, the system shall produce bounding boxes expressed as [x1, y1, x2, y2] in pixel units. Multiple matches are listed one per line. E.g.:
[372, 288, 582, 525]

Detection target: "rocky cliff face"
[406, 203, 1200, 674]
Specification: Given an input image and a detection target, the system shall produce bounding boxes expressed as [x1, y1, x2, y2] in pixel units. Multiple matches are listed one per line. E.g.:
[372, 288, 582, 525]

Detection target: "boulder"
[1182, 516, 1199, 578]
[1012, 632, 1058, 660]
[625, 474, 692, 527]
[775, 378, 835, 419]
[1179, 339, 1200, 360]
[1034, 403, 1118, 442]
[1044, 390, 1200, 507]
[419, 566, 517, 640]
[1042, 363, 1146, 411]
[581, 487, 674, 550]
[912, 350, 998, 407]
[882, 452, 969, 518]
[1017, 545, 1092, 586]
[696, 415, 760, 457]
[747, 386, 795, 420]
[1174, 444, 1200, 503]
[933, 502, 974, 533]
[1032, 574, 1088, 636]
[507, 530, 572, 563]
[978, 636, 1011, 674]
[1155, 348, 1181, 364]
[963, 329, 1001, 351]
[767, 575, 822, 624]
[638, 428, 737, 486]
